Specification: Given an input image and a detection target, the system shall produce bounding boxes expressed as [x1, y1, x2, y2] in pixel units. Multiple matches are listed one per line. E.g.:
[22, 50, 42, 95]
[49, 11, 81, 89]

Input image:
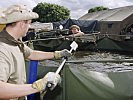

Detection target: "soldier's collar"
[0, 29, 22, 46]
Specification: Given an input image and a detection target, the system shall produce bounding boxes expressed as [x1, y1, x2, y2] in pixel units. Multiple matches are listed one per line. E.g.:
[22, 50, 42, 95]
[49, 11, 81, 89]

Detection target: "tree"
[33, 3, 70, 23]
[88, 6, 109, 13]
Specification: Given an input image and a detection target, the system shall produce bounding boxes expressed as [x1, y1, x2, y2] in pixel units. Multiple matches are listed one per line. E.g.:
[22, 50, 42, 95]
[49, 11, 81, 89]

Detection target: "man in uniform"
[0, 5, 71, 100]
[69, 25, 84, 37]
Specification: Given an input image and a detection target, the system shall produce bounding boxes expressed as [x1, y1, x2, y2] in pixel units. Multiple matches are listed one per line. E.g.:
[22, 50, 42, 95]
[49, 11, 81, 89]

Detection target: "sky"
[0, 0, 133, 19]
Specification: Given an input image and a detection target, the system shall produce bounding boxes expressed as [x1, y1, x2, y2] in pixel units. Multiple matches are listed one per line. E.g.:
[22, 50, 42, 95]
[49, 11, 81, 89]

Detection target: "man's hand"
[54, 49, 71, 59]
[47, 72, 61, 90]
[32, 72, 61, 92]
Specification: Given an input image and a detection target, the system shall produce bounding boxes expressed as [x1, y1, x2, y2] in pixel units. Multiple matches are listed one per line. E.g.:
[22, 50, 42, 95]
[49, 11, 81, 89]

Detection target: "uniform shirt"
[0, 30, 33, 99]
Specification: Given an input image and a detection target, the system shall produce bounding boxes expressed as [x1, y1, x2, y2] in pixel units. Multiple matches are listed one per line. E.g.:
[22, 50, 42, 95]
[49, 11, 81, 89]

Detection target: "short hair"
[70, 25, 80, 31]
[6, 20, 29, 27]
[6, 22, 17, 27]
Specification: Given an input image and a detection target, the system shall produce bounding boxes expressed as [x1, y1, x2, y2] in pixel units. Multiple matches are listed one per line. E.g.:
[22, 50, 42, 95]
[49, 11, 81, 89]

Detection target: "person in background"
[69, 25, 84, 37]
[0, 5, 71, 100]
[128, 27, 133, 35]
[125, 27, 133, 40]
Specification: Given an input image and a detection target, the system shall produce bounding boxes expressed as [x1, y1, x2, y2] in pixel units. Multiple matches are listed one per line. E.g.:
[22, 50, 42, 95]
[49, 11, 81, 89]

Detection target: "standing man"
[0, 5, 71, 100]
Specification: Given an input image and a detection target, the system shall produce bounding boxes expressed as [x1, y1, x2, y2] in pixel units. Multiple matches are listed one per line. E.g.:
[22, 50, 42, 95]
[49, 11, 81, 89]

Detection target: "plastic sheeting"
[64, 66, 133, 100]
[52, 18, 98, 33]
[89, 37, 133, 54]
[33, 37, 133, 53]
[28, 63, 133, 100]
[33, 39, 71, 52]
[33, 38, 94, 52]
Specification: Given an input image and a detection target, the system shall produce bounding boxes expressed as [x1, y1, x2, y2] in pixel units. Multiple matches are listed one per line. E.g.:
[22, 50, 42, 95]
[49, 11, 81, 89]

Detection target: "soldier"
[69, 25, 84, 37]
[0, 5, 71, 100]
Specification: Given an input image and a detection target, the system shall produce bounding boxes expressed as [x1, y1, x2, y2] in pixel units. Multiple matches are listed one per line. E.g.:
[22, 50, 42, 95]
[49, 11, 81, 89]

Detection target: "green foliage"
[33, 3, 70, 23]
[88, 6, 109, 13]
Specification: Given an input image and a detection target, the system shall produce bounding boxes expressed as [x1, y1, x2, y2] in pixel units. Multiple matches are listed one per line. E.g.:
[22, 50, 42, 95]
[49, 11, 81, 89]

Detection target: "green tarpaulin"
[33, 37, 133, 54]
[26, 63, 133, 100]
[63, 66, 133, 100]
